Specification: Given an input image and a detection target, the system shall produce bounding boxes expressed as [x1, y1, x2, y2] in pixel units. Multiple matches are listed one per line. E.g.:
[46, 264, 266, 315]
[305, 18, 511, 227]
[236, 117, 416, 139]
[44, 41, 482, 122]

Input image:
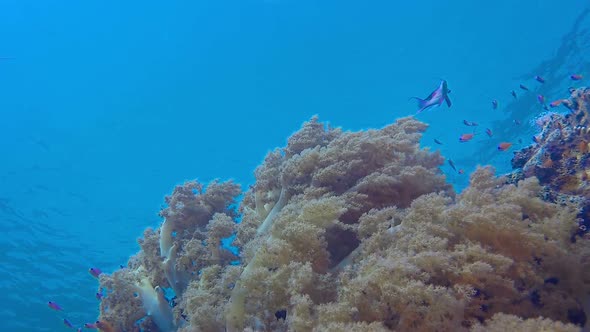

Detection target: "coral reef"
[510, 87, 590, 240]
[324, 167, 589, 331]
[96, 111, 590, 331]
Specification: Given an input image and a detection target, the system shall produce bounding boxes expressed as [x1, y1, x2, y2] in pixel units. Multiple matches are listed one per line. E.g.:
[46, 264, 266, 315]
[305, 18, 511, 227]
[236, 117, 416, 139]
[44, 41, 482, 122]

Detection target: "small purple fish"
[571, 74, 583, 81]
[63, 318, 74, 328]
[534, 75, 545, 83]
[89, 267, 102, 279]
[48, 301, 63, 311]
[84, 322, 98, 329]
[537, 95, 545, 104]
[492, 99, 498, 109]
[485, 128, 493, 137]
[519, 84, 529, 91]
[411, 80, 452, 113]
[96, 292, 103, 300]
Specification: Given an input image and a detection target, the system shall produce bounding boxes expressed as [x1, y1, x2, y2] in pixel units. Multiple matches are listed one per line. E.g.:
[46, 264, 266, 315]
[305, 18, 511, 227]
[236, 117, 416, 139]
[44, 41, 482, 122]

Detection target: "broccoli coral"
[96, 114, 590, 332]
[225, 116, 450, 331]
[325, 167, 590, 331]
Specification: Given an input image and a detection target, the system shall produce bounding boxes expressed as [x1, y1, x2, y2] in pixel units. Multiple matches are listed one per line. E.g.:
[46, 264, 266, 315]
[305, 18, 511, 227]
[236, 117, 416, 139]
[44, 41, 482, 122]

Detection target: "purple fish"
[96, 292, 103, 300]
[48, 301, 63, 311]
[411, 80, 452, 113]
[63, 318, 74, 328]
[89, 267, 102, 278]
[84, 322, 98, 329]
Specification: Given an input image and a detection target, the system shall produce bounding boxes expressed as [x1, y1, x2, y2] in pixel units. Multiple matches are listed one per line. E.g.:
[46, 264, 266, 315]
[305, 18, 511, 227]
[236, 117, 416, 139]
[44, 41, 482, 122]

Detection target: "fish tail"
[410, 97, 428, 113]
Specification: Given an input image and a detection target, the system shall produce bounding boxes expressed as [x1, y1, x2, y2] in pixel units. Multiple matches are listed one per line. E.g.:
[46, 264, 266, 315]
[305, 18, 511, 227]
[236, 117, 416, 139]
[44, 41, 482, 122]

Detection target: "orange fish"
[96, 320, 115, 332]
[549, 99, 564, 108]
[542, 158, 554, 168]
[497, 142, 512, 151]
[459, 133, 474, 142]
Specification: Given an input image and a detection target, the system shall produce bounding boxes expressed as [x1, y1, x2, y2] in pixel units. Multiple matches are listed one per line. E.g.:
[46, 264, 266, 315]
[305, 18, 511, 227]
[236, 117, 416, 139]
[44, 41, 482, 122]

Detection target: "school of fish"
[418, 74, 585, 175]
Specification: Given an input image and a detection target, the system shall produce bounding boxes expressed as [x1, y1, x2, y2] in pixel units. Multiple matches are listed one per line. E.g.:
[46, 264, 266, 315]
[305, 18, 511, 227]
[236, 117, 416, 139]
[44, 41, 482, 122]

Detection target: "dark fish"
[411, 80, 452, 113]
[511, 90, 517, 98]
[534, 75, 545, 83]
[447, 159, 457, 172]
[434, 138, 443, 145]
[519, 84, 529, 91]
[275, 309, 287, 321]
[63, 318, 74, 328]
[492, 100, 498, 109]
[537, 95, 545, 104]
[485, 128, 493, 137]
[514, 119, 521, 125]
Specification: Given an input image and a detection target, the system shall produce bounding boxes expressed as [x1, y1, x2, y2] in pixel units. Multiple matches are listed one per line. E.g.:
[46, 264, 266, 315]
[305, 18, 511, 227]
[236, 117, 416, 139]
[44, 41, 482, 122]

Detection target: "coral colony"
[91, 91, 589, 331]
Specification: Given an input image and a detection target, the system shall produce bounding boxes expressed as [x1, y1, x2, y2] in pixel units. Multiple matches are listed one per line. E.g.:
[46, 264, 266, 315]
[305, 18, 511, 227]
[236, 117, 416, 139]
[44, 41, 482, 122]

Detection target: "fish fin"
[445, 95, 452, 107]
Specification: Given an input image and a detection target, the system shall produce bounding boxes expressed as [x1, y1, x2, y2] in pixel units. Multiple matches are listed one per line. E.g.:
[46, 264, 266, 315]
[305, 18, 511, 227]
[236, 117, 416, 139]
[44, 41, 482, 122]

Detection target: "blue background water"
[0, 0, 588, 330]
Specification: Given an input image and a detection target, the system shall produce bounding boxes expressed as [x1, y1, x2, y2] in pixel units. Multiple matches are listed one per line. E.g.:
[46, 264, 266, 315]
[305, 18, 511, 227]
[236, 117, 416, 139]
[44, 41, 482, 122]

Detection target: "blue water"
[0, 0, 588, 330]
